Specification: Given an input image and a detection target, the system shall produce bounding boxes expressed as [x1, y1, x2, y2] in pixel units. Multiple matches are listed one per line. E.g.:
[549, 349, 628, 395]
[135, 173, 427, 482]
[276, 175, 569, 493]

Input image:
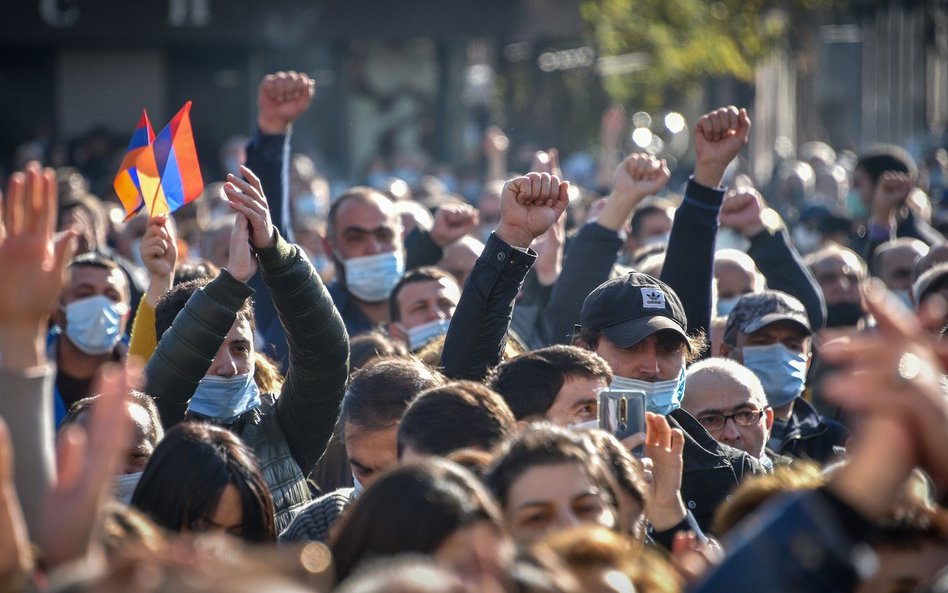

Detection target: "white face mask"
[399, 317, 450, 351]
[63, 295, 128, 356]
[113, 471, 143, 505]
[567, 420, 599, 431]
[343, 251, 405, 303]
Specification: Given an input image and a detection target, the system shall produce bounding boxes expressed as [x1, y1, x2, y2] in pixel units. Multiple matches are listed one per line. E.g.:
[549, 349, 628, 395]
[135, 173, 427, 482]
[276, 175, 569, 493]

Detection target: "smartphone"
[598, 389, 647, 455]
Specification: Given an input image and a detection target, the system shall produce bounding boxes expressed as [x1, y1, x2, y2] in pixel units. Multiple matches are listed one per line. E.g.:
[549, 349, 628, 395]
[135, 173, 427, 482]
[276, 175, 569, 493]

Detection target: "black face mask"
[826, 302, 863, 328]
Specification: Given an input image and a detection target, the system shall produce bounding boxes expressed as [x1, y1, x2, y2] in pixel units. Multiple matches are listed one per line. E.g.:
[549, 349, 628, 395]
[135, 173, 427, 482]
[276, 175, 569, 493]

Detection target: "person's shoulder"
[280, 487, 354, 543]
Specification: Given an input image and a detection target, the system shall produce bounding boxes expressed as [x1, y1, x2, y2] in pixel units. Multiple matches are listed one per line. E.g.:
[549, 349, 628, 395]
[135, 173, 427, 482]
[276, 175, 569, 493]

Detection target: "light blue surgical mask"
[716, 295, 742, 318]
[187, 372, 261, 424]
[343, 251, 404, 303]
[399, 317, 450, 351]
[609, 366, 686, 416]
[63, 295, 128, 356]
[567, 420, 599, 431]
[352, 474, 365, 499]
[741, 343, 808, 408]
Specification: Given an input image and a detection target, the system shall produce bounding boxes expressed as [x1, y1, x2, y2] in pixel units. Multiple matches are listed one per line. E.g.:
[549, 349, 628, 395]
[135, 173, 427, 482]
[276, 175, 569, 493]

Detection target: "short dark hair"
[130, 422, 276, 542]
[397, 381, 516, 457]
[856, 144, 917, 186]
[488, 345, 612, 420]
[484, 423, 618, 513]
[61, 389, 164, 449]
[329, 458, 503, 582]
[348, 331, 409, 371]
[174, 260, 221, 285]
[339, 357, 445, 438]
[388, 266, 457, 322]
[327, 186, 394, 243]
[69, 250, 119, 272]
[630, 199, 674, 240]
[154, 277, 255, 341]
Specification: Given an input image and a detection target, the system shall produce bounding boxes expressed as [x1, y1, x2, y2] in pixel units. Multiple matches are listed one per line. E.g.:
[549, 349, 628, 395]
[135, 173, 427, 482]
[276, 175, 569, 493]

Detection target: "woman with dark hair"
[131, 422, 276, 542]
[484, 423, 622, 545]
[329, 458, 513, 587]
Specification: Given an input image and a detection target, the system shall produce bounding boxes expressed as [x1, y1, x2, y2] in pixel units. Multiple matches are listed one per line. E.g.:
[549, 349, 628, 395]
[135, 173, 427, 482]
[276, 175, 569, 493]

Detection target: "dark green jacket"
[145, 231, 349, 531]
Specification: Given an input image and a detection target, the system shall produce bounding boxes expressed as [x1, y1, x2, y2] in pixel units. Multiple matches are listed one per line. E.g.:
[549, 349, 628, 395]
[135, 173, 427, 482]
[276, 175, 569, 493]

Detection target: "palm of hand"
[0, 235, 62, 323]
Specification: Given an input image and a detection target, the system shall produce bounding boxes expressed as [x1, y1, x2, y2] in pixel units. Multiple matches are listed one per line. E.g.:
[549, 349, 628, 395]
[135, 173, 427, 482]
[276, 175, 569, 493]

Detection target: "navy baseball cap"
[580, 272, 689, 349]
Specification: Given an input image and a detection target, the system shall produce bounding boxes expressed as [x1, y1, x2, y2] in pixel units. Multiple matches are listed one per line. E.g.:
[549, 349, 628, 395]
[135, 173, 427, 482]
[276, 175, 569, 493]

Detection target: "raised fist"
[495, 172, 570, 249]
[257, 71, 315, 135]
[612, 153, 671, 203]
[719, 188, 765, 237]
[693, 106, 751, 188]
[430, 203, 479, 248]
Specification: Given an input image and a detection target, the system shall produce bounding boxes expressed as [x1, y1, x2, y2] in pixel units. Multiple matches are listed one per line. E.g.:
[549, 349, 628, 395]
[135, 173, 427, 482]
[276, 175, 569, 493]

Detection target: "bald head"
[683, 358, 771, 458]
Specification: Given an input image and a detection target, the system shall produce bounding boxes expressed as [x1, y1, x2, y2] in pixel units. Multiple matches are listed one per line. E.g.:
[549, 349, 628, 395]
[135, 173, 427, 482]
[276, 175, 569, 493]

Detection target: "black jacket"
[771, 397, 848, 464]
[442, 234, 537, 380]
[145, 231, 350, 531]
[669, 408, 765, 533]
[746, 226, 826, 331]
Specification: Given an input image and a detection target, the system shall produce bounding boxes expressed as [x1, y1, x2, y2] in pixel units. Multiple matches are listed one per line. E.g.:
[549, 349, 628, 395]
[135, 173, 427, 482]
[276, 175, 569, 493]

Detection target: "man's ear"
[764, 407, 775, 432]
[719, 342, 732, 358]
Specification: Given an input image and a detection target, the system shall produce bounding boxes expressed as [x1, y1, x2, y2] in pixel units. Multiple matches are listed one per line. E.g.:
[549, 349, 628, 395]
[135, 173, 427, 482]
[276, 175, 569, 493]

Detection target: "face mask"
[741, 343, 807, 408]
[567, 420, 599, 431]
[826, 302, 863, 328]
[791, 226, 822, 255]
[399, 318, 450, 351]
[894, 289, 914, 310]
[845, 190, 867, 220]
[343, 251, 404, 303]
[63, 295, 128, 356]
[352, 474, 365, 499]
[113, 471, 143, 505]
[187, 373, 261, 424]
[609, 366, 686, 416]
[716, 296, 741, 318]
[294, 193, 320, 218]
[643, 232, 670, 246]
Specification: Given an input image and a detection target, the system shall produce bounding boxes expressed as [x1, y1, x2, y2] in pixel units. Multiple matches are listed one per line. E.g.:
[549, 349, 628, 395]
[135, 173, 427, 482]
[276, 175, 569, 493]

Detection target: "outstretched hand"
[39, 363, 134, 570]
[257, 71, 315, 135]
[820, 282, 948, 513]
[0, 162, 77, 370]
[495, 172, 570, 249]
[693, 106, 751, 188]
[642, 412, 687, 531]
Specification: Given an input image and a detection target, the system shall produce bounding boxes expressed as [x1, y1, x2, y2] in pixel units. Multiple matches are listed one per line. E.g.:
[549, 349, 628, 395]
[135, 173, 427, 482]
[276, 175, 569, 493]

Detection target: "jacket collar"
[669, 408, 734, 471]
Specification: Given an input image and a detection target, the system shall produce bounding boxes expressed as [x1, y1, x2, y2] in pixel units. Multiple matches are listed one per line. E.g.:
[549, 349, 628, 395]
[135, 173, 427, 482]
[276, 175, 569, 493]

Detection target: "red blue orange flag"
[135, 101, 204, 217]
[113, 110, 155, 218]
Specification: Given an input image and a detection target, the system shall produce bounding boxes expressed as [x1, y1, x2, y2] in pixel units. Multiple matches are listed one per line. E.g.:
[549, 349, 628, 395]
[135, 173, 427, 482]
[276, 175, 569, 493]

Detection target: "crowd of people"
[1, 69, 947, 593]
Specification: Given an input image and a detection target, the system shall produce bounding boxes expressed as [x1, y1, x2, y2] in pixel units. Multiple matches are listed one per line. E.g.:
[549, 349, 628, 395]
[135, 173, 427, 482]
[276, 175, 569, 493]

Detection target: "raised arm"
[128, 215, 177, 362]
[544, 154, 669, 344]
[225, 167, 350, 474]
[661, 106, 750, 345]
[441, 173, 569, 380]
[720, 188, 826, 329]
[0, 163, 76, 538]
[145, 195, 258, 428]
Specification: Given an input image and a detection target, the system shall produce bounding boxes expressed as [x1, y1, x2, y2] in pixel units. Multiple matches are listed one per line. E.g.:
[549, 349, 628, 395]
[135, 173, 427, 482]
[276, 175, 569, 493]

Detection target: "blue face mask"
[399, 317, 450, 351]
[716, 295, 741, 318]
[343, 251, 404, 303]
[609, 366, 686, 416]
[63, 295, 128, 356]
[188, 373, 261, 424]
[741, 343, 808, 408]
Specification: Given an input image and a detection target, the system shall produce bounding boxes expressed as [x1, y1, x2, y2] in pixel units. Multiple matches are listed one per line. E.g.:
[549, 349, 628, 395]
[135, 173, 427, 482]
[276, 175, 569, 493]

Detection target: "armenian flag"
[112, 110, 155, 218]
[135, 101, 204, 217]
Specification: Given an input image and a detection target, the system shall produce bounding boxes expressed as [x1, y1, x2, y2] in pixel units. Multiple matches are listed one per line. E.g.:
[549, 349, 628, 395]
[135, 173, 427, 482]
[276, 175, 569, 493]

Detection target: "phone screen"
[598, 389, 646, 454]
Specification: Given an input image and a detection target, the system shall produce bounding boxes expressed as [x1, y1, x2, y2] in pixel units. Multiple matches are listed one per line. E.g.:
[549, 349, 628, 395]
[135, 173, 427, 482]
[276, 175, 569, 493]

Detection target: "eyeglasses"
[696, 409, 764, 431]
